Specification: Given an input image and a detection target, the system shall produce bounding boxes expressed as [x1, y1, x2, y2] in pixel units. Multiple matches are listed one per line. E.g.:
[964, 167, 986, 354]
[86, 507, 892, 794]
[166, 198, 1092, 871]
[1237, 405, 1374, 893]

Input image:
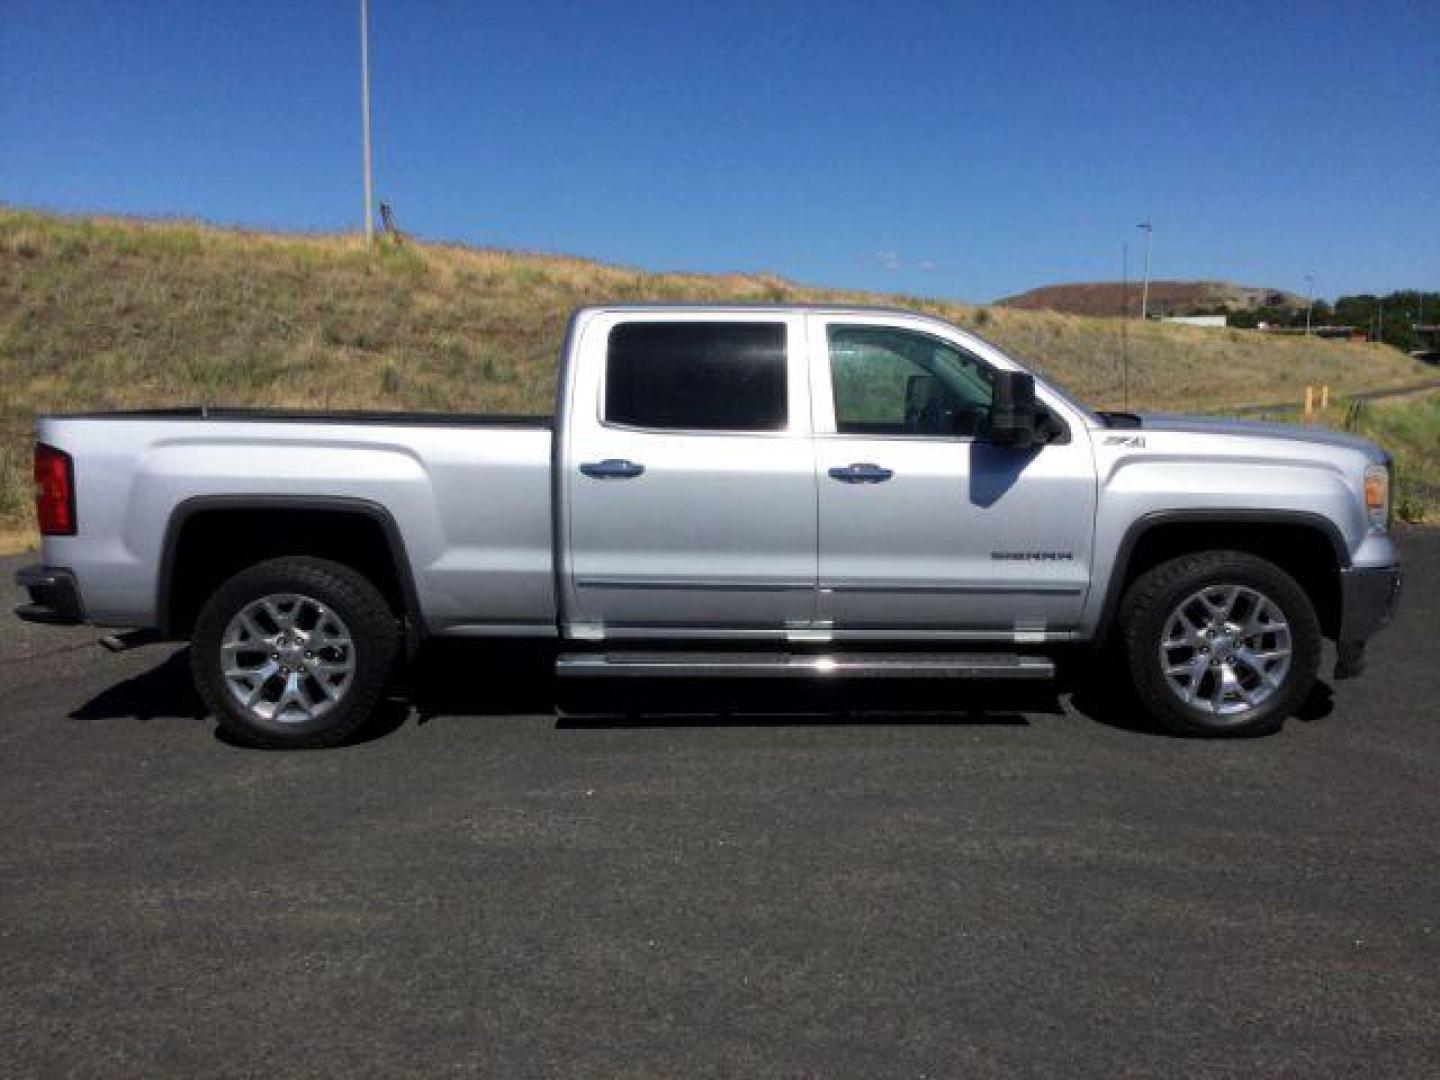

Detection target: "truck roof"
[576, 302, 950, 320]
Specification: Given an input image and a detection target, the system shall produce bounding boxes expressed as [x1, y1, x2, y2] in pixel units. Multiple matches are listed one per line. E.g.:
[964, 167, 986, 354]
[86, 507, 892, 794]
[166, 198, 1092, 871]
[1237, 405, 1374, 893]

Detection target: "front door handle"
[580, 458, 646, 480]
[828, 463, 894, 484]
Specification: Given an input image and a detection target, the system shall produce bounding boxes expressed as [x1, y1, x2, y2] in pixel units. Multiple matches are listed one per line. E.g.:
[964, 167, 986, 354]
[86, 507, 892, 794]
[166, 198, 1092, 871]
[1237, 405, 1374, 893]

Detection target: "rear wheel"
[1119, 551, 1321, 737]
[191, 557, 399, 748]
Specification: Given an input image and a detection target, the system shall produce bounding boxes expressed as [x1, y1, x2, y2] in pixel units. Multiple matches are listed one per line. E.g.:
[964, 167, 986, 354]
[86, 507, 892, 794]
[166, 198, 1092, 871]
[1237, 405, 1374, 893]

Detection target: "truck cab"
[559, 307, 1095, 642]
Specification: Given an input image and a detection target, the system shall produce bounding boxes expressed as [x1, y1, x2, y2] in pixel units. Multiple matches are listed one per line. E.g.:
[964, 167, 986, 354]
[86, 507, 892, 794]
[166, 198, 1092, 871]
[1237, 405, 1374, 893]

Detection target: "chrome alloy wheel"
[1158, 584, 1292, 718]
[220, 593, 356, 724]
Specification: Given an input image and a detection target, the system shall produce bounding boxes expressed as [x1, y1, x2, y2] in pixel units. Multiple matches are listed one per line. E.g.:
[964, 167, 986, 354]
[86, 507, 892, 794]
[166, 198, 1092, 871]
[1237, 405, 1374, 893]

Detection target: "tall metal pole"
[1304, 273, 1314, 335]
[1137, 219, 1153, 320]
[360, 0, 375, 247]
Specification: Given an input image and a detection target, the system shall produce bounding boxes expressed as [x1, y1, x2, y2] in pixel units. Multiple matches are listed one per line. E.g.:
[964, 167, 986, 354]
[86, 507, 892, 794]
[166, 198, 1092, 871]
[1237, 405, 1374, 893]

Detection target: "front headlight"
[1364, 463, 1391, 533]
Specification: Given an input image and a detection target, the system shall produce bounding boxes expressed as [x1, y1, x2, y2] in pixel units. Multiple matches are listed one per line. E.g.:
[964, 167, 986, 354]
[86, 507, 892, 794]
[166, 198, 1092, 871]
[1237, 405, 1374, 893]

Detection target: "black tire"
[191, 557, 400, 748]
[1118, 550, 1321, 737]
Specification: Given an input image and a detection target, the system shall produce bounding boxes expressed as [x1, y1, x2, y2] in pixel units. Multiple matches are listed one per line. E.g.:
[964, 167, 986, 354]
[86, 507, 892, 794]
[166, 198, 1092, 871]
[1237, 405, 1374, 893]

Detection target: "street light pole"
[1304, 273, 1314, 335]
[1137, 219, 1153, 320]
[360, 0, 375, 247]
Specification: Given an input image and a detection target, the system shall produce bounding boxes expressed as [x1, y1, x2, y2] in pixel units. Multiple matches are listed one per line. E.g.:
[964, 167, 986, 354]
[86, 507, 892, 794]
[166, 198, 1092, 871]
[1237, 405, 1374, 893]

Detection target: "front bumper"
[14, 564, 85, 625]
[1333, 563, 1402, 679]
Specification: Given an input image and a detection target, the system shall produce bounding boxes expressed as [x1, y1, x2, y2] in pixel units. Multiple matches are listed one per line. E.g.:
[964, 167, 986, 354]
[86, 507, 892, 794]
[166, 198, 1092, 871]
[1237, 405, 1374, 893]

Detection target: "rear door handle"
[828, 463, 894, 484]
[580, 458, 646, 480]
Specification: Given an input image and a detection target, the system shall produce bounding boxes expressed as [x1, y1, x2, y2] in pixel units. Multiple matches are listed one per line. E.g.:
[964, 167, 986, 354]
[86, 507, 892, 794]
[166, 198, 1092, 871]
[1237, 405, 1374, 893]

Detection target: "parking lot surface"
[3, 533, 1437, 1077]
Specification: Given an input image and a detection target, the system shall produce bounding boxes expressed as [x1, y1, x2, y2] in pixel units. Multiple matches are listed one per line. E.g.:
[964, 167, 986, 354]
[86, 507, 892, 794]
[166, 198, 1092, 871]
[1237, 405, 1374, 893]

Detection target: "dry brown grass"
[2, 206, 1432, 547]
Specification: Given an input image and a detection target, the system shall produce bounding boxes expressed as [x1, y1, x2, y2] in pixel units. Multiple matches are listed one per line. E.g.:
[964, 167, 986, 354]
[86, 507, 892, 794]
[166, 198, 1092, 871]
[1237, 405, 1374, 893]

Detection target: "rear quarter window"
[605, 322, 787, 431]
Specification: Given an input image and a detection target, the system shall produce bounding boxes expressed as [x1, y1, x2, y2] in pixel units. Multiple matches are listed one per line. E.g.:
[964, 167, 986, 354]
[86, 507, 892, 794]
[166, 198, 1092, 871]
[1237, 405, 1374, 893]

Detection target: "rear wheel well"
[163, 506, 410, 638]
[1111, 521, 1342, 640]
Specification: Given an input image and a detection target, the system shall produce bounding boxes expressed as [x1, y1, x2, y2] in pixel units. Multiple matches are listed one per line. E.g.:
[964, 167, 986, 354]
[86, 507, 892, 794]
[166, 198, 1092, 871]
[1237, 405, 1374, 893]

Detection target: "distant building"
[1161, 315, 1227, 328]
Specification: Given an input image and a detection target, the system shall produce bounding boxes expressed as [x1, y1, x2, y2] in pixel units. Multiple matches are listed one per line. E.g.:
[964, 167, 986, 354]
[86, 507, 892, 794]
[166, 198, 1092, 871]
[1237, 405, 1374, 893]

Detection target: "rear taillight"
[34, 442, 76, 536]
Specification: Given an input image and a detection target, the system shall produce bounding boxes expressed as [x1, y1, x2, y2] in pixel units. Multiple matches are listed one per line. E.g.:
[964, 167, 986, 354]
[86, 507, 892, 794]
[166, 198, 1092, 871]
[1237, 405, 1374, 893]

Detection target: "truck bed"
[48, 407, 553, 428]
[35, 409, 558, 633]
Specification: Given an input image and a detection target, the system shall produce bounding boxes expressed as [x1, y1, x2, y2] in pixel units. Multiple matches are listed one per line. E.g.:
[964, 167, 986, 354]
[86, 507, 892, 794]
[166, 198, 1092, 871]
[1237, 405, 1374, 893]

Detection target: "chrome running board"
[555, 651, 1055, 680]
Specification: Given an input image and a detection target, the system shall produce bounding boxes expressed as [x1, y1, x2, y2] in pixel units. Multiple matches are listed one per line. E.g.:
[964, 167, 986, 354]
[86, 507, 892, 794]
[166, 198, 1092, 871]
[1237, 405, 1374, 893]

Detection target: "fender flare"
[1093, 509, 1350, 643]
[156, 494, 423, 649]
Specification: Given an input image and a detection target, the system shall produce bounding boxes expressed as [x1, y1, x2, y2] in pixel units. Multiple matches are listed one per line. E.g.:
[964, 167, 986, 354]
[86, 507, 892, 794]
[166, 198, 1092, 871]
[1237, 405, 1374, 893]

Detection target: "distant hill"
[999, 280, 1306, 318]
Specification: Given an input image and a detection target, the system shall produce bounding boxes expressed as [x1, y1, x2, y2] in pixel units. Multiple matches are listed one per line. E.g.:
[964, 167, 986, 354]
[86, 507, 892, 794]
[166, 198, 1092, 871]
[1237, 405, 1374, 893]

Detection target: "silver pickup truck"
[17, 304, 1401, 746]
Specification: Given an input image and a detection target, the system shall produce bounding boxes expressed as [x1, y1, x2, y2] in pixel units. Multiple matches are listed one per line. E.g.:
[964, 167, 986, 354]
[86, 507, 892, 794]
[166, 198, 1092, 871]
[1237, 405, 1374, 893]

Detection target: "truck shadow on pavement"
[70, 648, 207, 723]
[68, 641, 1334, 746]
[1067, 674, 1335, 736]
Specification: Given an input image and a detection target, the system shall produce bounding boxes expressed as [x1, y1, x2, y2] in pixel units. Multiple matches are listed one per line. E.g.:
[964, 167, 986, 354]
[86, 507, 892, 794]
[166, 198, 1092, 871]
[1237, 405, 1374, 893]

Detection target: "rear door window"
[605, 322, 788, 431]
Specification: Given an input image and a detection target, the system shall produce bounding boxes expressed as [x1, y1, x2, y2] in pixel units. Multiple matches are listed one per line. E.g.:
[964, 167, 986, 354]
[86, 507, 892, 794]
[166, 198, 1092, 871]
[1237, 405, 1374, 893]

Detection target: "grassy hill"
[1, 208, 1434, 546]
[1000, 280, 1306, 318]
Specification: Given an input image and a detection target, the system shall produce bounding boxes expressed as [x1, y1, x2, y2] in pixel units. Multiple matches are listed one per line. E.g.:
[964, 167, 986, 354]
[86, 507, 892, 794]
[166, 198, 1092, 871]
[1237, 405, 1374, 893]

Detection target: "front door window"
[828, 325, 994, 437]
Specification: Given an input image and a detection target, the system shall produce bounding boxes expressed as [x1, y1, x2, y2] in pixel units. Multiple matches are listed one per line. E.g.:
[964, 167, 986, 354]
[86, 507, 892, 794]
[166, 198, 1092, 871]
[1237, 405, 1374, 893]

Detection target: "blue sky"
[2, 1, 1435, 301]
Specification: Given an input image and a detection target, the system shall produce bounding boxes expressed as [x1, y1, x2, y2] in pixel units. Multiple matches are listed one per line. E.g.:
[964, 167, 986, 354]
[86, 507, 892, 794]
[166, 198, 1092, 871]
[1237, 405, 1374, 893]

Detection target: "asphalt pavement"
[2, 533, 1438, 1077]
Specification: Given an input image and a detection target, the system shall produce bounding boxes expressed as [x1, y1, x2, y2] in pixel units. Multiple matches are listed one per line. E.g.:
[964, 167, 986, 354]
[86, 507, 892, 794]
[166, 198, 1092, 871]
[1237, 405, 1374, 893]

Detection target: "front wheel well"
[1108, 521, 1343, 640]
[162, 504, 413, 638]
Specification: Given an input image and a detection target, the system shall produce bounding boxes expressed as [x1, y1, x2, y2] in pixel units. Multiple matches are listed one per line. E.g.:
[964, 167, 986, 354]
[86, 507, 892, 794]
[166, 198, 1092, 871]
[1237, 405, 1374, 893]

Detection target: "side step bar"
[555, 651, 1055, 680]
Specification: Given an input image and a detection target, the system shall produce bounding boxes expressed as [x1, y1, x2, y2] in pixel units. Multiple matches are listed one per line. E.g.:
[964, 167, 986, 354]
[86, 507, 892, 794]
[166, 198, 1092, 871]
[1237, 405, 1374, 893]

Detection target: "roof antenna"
[1120, 243, 1130, 411]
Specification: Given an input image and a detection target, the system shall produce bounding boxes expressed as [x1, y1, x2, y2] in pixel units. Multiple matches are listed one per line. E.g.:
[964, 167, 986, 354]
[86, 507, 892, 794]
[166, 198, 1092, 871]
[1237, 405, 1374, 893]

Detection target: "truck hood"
[1132, 414, 1389, 464]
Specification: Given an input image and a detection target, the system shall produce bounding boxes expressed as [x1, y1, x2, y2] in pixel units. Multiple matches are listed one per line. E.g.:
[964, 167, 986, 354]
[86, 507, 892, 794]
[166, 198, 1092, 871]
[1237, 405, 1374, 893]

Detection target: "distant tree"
[1334, 295, 1378, 336]
[1330, 290, 1439, 349]
[1252, 305, 1298, 327]
[1212, 290, 1435, 346]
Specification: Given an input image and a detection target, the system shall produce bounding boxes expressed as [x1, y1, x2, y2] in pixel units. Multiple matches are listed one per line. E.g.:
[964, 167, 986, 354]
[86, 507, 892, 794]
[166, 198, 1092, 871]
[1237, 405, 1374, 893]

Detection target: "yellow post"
[1304, 385, 1314, 421]
[1321, 385, 1330, 411]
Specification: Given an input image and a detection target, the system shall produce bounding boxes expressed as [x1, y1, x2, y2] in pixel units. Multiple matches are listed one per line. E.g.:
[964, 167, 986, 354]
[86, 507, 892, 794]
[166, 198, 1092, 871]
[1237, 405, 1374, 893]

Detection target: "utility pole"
[1137, 219, 1153, 320]
[1304, 273, 1315, 335]
[360, 0, 375, 247]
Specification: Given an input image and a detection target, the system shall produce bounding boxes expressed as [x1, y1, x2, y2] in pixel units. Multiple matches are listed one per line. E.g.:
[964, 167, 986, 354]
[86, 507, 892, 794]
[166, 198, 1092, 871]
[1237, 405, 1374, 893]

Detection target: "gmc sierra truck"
[17, 305, 1401, 746]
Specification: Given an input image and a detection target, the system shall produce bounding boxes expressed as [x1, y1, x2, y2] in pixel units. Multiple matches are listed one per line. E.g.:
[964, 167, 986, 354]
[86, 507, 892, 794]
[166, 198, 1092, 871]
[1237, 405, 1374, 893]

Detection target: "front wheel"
[1119, 551, 1321, 737]
[191, 557, 400, 748]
